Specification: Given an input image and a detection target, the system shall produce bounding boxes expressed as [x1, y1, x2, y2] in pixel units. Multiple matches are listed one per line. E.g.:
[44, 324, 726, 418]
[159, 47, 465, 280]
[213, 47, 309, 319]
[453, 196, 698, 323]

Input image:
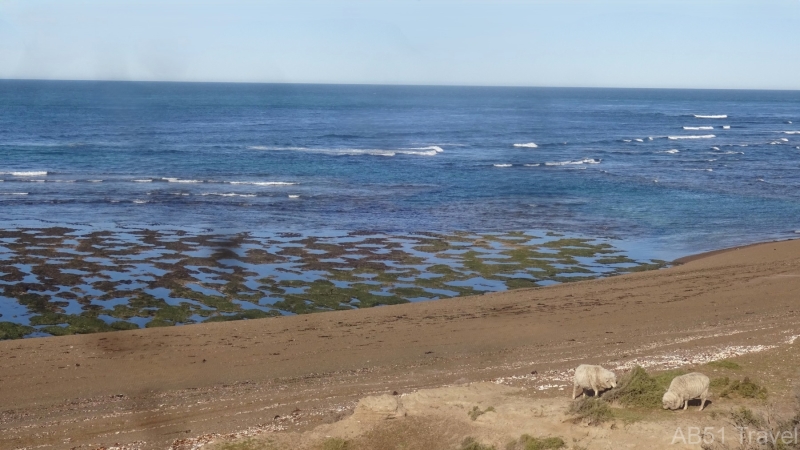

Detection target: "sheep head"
[662, 391, 681, 410]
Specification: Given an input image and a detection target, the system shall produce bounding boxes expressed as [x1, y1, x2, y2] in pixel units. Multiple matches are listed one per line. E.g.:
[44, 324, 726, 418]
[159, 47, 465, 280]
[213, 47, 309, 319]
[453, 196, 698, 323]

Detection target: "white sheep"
[572, 364, 617, 399]
[662, 372, 710, 411]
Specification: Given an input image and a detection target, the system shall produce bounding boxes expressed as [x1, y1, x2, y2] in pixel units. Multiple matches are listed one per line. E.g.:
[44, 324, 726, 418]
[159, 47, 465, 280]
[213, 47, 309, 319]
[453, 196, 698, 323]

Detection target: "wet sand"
[1, 238, 799, 449]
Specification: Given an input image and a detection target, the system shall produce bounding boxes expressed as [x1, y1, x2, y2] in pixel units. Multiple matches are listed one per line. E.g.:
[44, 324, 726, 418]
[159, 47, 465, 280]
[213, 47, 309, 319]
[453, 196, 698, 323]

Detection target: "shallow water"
[1, 82, 799, 338]
[0, 227, 664, 337]
[1, 82, 798, 255]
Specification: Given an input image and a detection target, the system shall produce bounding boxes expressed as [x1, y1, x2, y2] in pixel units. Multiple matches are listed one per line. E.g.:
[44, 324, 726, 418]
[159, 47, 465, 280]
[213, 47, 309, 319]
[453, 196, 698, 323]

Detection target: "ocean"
[1, 81, 799, 336]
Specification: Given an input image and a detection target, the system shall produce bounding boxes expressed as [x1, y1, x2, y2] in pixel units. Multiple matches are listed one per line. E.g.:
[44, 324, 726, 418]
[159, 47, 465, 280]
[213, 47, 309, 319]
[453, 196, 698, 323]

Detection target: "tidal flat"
[0, 227, 666, 339]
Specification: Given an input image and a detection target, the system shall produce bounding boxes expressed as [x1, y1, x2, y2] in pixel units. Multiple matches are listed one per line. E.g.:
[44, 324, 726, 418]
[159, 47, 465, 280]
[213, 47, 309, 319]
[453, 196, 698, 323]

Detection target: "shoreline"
[672, 236, 799, 265]
[2, 238, 800, 449]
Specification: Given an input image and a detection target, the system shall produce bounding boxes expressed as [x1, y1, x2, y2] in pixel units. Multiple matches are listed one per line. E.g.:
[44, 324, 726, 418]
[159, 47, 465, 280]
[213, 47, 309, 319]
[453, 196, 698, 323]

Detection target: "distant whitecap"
[683, 126, 713, 130]
[668, 135, 715, 140]
[513, 143, 538, 148]
[493, 164, 513, 168]
[5, 171, 48, 176]
[694, 114, 727, 119]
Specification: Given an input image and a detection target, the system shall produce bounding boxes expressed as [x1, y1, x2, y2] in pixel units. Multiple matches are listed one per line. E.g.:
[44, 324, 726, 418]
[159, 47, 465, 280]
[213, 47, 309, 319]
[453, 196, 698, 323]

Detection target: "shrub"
[461, 437, 496, 450]
[719, 377, 767, 400]
[468, 405, 496, 421]
[320, 438, 350, 450]
[707, 360, 742, 370]
[506, 434, 566, 450]
[567, 398, 613, 425]
[603, 366, 684, 409]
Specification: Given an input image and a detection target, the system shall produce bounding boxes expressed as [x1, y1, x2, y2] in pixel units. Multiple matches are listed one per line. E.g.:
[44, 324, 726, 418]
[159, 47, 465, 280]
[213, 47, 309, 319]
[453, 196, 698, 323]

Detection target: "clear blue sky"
[1, 0, 798, 89]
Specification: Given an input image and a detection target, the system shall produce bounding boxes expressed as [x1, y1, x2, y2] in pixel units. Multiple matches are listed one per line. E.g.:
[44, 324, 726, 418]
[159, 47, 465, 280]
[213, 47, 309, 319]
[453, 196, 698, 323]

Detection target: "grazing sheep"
[662, 372, 710, 411]
[572, 364, 617, 399]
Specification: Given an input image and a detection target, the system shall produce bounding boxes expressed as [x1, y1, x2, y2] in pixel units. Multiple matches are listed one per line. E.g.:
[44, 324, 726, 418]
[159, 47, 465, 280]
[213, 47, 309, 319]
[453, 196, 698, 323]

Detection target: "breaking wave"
[544, 158, 600, 166]
[201, 193, 257, 198]
[513, 143, 538, 148]
[248, 145, 443, 157]
[694, 115, 727, 119]
[229, 181, 297, 186]
[493, 164, 513, 168]
[668, 135, 715, 140]
[683, 126, 714, 130]
[3, 171, 48, 176]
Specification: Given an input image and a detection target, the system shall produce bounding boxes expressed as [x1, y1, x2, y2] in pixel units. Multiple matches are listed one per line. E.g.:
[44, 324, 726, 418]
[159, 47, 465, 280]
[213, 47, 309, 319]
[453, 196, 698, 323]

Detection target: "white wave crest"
[133, 200, 148, 204]
[229, 181, 297, 186]
[406, 146, 444, 153]
[4, 171, 48, 176]
[288, 194, 300, 198]
[87, 180, 103, 183]
[784, 131, 800, 135]
[249, 145, 441, 157]
[201, 193, 257, 198]
[133, 179, 152, 183]
[683, 126, 714, 130]
[722, 126, 731, 129]
[524, 163, 541, 167]
[668, 135, 715, 140]
[545, 158, 600, 166]
[694, 114, 727, 119]
[513, 143, 538, 148]
[634, 138, 644, 142]
[0, 192, 28, 195]
[659, 149, 680, 154]
[493, 164, 513, 168]
[163, 178, 202, 183]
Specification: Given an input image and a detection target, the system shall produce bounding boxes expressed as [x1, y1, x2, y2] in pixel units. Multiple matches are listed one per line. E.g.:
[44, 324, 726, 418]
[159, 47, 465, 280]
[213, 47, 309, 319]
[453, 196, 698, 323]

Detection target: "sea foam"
[201, 193, 257, 197]
[513, 143, 538, 148]
[229, 181, 297, 186]
[683, 126, 714, 130]
[668, 135, 715, 140]
[694, 115, 727, 119]
[659, 149, 680, 154]
[493, 164, 512, 168]
[4, 171, 48, 176]
[163, 178, 202, 183]
[545, 158, 600, 166]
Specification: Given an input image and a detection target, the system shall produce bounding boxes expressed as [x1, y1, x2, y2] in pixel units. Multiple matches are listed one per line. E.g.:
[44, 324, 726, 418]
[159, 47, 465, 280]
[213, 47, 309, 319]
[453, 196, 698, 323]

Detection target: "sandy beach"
[1, 238, 799, 449]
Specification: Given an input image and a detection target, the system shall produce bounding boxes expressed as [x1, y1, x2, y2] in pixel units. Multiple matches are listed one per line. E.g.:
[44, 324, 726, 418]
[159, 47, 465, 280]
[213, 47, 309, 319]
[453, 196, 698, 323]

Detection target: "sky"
[0, 0, 798, 89]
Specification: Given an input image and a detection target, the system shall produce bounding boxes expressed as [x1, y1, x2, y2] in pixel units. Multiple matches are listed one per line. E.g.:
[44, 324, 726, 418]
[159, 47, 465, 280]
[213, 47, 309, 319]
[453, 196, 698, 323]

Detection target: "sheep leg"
[683, 400, 689, 411]
[592, 384, 600, 398]
[572, 384, 578, 399]
[699, 389, 708, 411]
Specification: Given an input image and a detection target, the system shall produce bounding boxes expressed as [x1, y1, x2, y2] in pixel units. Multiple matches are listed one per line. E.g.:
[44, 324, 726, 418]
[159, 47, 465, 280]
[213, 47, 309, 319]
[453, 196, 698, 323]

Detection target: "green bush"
[603, 366, 684, 409]
[461, 437, 496, 450]
[568, 398, 613, 425]
[719, 377, 767, 400]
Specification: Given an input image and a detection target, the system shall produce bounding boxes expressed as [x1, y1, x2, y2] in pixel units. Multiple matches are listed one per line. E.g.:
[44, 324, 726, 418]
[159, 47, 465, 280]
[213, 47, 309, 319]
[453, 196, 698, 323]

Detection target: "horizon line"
[1, 77, 799, 93]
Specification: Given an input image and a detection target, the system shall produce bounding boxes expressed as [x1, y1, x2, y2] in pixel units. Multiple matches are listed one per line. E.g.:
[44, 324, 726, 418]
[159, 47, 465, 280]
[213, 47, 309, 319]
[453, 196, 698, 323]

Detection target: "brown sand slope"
[1, 239, 799, 449]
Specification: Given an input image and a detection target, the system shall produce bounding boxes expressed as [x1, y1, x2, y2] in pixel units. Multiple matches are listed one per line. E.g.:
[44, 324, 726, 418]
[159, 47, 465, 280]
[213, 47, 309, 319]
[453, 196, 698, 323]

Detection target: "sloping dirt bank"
[2, 239, 799, 449]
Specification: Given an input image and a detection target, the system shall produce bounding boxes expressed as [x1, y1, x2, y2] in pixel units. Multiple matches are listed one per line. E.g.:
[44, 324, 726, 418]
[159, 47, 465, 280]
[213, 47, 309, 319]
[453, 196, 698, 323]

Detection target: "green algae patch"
[0, 322, 35, 340]
[32, 313, 114, 335]
[0, 228, 668, 338]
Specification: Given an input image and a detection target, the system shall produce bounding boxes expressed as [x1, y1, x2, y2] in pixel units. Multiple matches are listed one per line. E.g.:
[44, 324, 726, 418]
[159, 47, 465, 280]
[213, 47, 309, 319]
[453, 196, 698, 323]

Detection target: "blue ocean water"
[1, 81, 799, 259]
